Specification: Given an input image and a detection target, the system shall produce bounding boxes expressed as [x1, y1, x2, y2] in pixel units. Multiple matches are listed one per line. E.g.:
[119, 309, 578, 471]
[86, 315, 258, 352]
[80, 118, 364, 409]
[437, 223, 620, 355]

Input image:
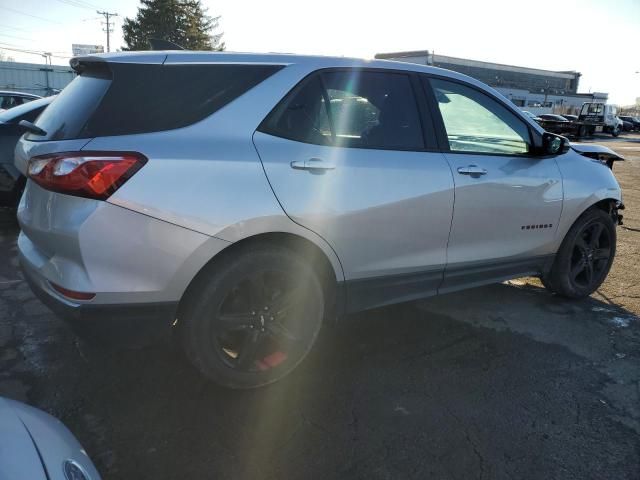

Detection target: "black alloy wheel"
[180, 245, 325, 388]
[568, 220, 612, 290]
[213, 269, 310, 373]
[541, 208, 616, 298]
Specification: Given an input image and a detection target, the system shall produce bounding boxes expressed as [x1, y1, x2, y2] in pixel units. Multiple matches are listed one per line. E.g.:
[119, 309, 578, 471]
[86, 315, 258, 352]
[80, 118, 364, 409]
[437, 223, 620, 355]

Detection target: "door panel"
[254, 131, 454, 281]
[443, 152, 563, 266]
[424, 76, 564, 287]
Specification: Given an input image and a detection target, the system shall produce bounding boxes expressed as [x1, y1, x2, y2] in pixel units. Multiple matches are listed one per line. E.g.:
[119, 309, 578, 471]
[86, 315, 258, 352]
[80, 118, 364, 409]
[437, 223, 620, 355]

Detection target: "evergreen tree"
[122, 0, 225, 51]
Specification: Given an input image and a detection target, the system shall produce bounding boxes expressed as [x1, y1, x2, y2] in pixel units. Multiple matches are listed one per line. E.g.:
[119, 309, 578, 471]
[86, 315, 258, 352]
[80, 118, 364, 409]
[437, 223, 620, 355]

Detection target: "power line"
[0, 44, 49, 60]
[68, 0, 102, 9]
[0, 41, 42, 51]
[96, 10, 118, 52]
[0, 46, 73, 65]
[2, 6, 65, 24]
[0, 23, 31, 32]
[51, 0, 102, 11]
[0, 32, 37, 43]
[0, 42, 73, 58]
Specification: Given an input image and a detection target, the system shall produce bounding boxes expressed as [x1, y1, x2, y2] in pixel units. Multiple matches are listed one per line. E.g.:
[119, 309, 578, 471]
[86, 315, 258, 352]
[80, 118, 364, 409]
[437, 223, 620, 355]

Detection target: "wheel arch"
[570, 197, 622, 229]
[176, 231, 344, 323]
[553, 196, 621, 251]
[590, 198, 621, 216]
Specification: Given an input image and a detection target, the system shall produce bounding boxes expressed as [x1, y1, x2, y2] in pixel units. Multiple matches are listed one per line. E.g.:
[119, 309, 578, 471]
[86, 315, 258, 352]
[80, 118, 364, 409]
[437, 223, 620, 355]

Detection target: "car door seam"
[438, 152, 458, 293]
[553, 156, 566, 238]
[251, 131, 346, 283]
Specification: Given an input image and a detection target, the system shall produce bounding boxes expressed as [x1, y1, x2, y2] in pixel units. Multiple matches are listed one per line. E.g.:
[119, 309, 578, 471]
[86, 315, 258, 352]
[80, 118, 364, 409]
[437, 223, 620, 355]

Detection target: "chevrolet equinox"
[15, 52, 624, 388]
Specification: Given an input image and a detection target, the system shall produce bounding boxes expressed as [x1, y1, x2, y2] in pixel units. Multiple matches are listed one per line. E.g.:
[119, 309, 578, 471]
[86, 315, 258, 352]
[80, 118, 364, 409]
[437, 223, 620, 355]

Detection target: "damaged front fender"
[571, 143, 625, 169]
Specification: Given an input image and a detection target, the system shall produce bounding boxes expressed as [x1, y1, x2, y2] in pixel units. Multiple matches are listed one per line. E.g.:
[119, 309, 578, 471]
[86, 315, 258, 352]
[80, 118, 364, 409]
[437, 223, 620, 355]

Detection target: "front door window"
[430, 78, 531, 155]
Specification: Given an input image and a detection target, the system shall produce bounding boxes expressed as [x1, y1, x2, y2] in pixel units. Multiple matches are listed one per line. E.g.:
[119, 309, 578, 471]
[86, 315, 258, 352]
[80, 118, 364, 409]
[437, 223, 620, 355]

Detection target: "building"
[0, 61, 75, 97]
[374, 50, 607, 115]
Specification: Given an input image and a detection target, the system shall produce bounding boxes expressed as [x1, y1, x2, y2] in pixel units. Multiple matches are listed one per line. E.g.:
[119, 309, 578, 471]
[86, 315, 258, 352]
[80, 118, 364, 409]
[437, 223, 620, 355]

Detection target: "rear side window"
[30, 63, 283, 141]
[259, 70, 425, 151]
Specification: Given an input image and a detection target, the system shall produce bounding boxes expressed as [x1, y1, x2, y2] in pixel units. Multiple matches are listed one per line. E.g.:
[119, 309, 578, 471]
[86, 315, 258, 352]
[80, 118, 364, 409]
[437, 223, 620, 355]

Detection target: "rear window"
[30, 63, 283, 141]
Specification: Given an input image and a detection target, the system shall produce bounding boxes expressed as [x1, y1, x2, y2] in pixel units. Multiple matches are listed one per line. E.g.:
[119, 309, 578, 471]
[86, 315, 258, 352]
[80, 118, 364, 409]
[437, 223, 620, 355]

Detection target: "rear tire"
[542, 208, 616, 298]
[179, 245, 325, 389]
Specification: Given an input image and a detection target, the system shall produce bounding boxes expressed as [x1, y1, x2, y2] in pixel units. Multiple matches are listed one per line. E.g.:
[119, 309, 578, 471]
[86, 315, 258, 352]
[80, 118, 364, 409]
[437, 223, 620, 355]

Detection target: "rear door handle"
[290, 158, 336, 171]
[457, 165, 487, 177]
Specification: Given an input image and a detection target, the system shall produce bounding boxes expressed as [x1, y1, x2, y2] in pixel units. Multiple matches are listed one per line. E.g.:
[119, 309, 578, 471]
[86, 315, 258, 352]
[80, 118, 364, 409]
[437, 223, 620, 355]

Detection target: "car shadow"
[7, 281, 639, 479]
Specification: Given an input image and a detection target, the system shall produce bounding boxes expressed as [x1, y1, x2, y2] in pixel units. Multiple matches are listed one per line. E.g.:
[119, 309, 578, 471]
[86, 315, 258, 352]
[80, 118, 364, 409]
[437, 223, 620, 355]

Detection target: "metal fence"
[0, 60, 75, 97]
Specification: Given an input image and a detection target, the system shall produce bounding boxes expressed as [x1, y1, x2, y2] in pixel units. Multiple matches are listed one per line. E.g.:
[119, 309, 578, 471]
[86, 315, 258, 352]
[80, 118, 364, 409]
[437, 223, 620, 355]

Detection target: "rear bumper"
[20, 252, 177, 345]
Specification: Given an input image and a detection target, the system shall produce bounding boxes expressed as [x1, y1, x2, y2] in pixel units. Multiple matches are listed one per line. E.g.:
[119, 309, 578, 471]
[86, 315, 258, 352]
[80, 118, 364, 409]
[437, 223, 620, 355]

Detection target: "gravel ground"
[1, 134, 639, 479]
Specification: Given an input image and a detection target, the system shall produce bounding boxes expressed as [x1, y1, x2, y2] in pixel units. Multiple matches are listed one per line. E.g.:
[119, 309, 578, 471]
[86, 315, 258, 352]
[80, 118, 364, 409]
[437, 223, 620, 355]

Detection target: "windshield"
[581, 103, 604, 115]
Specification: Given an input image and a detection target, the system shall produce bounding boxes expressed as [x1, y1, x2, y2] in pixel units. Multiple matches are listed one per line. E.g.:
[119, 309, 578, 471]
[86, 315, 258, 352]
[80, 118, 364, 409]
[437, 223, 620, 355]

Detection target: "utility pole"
[97, 10, 118, 52]
[41, 53, 52, 96]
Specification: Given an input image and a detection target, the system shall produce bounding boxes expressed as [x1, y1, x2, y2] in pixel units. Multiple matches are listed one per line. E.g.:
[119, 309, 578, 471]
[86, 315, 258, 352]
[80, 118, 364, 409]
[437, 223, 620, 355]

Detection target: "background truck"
[575, 102, 623, 138]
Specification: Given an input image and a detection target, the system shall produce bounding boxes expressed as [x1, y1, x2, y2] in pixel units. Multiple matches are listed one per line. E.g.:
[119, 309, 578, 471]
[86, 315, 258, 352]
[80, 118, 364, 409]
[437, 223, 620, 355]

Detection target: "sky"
[1, 0, 638, 104]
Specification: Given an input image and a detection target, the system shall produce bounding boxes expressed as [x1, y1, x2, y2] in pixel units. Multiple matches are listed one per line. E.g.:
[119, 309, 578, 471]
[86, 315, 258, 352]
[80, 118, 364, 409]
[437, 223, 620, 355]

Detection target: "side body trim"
[439, 255, 554, 295]
[342, 255, 554, 314]
[345, 268, 444, 313]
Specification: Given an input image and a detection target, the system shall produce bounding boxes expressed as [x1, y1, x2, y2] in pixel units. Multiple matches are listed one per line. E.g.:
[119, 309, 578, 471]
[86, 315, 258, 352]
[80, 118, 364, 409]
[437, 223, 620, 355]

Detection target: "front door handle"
[291, 158, 336, 171]
[457, 165, 487, 177]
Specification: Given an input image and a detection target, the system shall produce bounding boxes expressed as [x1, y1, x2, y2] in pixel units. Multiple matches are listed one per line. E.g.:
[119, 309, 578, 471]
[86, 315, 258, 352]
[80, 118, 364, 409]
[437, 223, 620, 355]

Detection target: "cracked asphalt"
[1, 135, 640, 479]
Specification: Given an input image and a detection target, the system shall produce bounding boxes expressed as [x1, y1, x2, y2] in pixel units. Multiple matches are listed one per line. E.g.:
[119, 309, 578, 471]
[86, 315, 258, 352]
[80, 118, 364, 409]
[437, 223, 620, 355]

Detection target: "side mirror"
[542, 132, 570, 155]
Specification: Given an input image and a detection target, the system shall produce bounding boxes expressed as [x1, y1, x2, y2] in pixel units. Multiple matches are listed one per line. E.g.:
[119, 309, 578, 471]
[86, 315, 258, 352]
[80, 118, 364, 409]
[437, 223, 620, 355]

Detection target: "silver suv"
[15, 52, 624, 388]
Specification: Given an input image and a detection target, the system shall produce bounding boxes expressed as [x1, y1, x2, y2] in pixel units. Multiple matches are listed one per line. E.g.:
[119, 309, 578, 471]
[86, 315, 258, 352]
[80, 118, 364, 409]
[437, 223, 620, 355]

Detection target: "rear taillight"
[27, 151, 147, 200]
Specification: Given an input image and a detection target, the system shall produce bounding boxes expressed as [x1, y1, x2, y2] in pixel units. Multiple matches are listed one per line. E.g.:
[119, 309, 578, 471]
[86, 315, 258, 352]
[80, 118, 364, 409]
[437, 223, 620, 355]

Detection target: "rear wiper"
[18, 120, 47, 136]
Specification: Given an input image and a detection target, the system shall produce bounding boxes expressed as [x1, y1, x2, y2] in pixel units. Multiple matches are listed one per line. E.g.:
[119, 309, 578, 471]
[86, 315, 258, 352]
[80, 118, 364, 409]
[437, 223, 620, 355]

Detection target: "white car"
[0, 397, 100, 479]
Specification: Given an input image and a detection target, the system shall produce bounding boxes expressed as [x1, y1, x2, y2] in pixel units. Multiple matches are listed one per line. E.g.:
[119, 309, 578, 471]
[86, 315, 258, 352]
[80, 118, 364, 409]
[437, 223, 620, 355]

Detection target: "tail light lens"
[27, 151, 147, 200]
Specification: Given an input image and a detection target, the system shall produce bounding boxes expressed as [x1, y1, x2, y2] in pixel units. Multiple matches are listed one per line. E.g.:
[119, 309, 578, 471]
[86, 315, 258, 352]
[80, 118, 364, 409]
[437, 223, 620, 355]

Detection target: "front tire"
[179, 245, 325, 388]
[542, 208, 616, 298]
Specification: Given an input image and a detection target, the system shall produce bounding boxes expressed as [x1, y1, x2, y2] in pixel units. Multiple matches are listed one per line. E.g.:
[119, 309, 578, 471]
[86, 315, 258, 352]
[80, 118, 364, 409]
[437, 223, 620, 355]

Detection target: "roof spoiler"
[148, 38, 185, 51]
[69, 56, 110, 75]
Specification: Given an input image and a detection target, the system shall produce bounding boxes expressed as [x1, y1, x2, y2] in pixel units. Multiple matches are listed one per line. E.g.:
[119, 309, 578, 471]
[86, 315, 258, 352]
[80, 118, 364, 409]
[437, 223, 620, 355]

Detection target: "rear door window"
[29, 63, 283, 141]
[259, 70, 425, 151]
[258, 75, 332, 146]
